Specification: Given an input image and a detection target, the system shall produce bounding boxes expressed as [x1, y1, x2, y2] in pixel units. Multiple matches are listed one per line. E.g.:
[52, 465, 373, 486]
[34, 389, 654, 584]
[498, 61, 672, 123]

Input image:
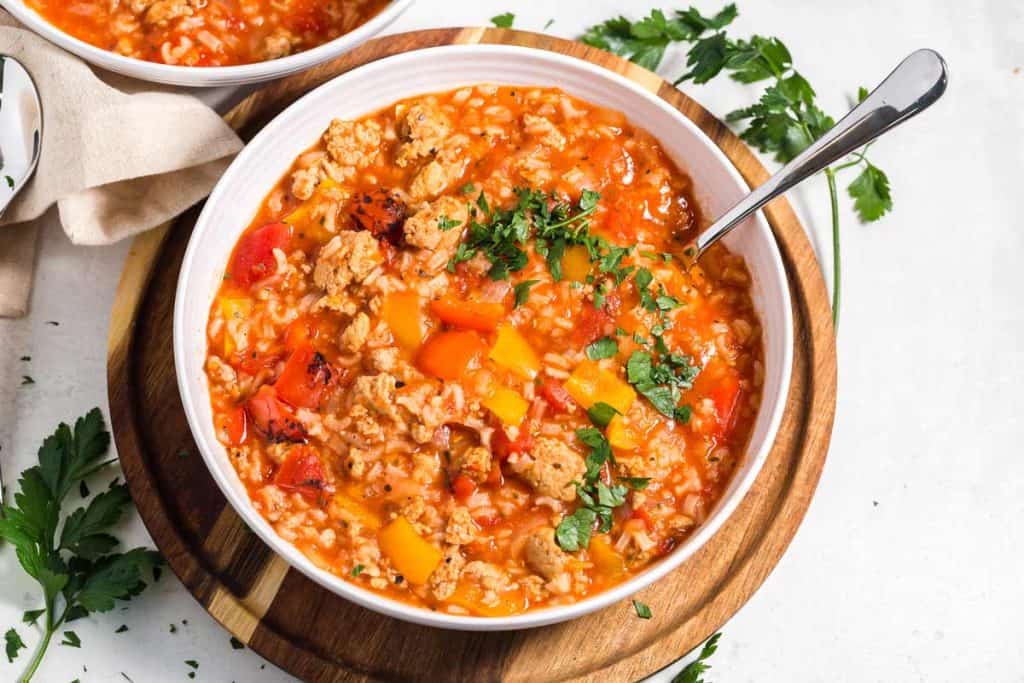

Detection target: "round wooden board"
[107, 28, 837, 683]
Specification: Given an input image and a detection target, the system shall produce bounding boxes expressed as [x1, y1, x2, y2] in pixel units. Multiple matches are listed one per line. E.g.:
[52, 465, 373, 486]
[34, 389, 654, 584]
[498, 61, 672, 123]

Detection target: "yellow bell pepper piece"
[377, 517, 442, 585]
[561, 244, 592, 282]
[381, 290, 425, 350]
[482, 388, 529, 426]
[488, 324, 540, 379]
[607, 415, 639, 450]
[331, 493, 381, 531]
[219, 297, 252, 356]
[588, 535, 626, 578]
[564, 359, 636, 414]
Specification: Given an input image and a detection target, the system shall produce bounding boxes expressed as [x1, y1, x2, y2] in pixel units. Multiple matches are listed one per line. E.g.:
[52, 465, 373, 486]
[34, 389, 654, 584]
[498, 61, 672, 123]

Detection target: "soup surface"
[204, 85, 764, 616]
[24, 0, 389, 67]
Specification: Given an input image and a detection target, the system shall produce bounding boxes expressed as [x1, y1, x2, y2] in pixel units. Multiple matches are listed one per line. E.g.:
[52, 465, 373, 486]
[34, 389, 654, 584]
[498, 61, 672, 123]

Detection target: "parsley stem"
[825, 167, 841, 328]
[22, 600, 57, 683]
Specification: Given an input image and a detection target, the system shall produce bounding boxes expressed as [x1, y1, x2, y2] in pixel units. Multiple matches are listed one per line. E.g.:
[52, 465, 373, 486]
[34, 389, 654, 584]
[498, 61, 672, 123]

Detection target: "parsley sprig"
[672, 632, 722, 683]
[0, 409, 162, 681]
[555, 428, 648, 552]
[583, 5, 894, 327]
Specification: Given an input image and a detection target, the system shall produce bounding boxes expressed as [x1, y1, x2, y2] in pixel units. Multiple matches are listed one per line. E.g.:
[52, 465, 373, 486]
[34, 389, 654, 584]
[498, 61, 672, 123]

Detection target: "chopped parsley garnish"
[459, 182, 476, 194]
[22, 610, 44, 626]
[556, 428, 640, 552]
[21, 375, 34, 385]
[513, 279, 539, 308]
[230, 636, 245, 650]
[437, 214, 462, 231]
[185, 659, 199, 669]
[585, 336, 619, 360]
[490, 12, 515, 28]
[5, 628, 25, 663]
[115, 624, 129, 634]
[61, 631, 81, 648]
[4, 175, 14, 189]
[351, 564, 365, 577]
[448, 187, 633, 286]
[620, 476, 651, 490]
[586, 402, 619, 428]
[626, 350, 700, 419]
[632, 600, 652, 619]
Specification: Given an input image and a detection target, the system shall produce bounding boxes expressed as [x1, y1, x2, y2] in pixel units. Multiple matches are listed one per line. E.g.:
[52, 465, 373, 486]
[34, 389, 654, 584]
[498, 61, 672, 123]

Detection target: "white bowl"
[174, 45, 794, 631]
[0, 0, 414, 87]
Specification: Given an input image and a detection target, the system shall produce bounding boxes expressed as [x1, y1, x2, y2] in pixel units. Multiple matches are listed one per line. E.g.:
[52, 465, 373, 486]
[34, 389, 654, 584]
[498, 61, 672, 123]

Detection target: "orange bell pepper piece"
[377, 517, 443, 584]
[416, 330, 487, 380]
[564, 359, 636, 414]
[430, 295, 506, 332]
[561, 244, 592, 282]
[381, 290, 425, 350]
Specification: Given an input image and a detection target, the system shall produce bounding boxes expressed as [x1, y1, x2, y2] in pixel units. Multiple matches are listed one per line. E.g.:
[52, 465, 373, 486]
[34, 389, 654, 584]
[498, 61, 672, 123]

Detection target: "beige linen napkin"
[0, 11, 243, 317]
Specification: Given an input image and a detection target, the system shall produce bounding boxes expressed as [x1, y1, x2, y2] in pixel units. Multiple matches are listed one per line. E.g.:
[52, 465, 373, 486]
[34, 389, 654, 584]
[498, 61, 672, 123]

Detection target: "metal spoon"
[0, 55, 42, 506]
[0, 54, 43, 220]
[679, 49, 948, 266]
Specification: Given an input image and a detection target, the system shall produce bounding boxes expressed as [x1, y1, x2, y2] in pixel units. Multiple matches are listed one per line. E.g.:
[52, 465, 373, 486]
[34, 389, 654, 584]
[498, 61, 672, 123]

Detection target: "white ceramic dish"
[174, 45, 794, 631]
[0, 0, 414, 87]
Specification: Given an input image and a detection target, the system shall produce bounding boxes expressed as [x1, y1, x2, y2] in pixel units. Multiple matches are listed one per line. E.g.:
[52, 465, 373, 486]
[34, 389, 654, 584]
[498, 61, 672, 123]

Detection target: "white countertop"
[2, 1, 1022, 681]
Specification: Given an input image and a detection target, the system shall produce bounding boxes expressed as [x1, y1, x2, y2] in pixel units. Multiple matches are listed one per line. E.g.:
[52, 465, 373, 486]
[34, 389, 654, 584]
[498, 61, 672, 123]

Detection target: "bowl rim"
[0, 0, 416, 87]
[173, 43, 794, 631]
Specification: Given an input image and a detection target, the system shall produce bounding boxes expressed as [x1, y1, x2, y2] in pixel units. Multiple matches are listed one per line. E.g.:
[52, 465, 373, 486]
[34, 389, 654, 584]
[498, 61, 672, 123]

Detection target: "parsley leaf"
[437, 214, 462, 231]
[848, 163, 892, 221]
[491, 12, 515, 28]
[351, 564, 365, 577]
[5, 628, 26, 663]
[672, 632, 722, 683]
[586, 402, 619, 428]
[632, 600, 652, 619]
[585, 336, 619, 360]
[22, 609, 45, 626]
[0, 409, 162, 679]
[627, 351, 701, 419]
[555, 507, 596, 552]
[513, 280, 539, 308]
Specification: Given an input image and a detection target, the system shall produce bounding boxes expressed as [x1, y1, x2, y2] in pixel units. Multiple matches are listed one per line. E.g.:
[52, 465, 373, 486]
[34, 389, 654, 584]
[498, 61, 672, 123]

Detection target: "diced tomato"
[284, 316, 316, 351]
[230, 222, 291, 288]
[491, 420, 534, 460]
[350, 189, 406, 245]
[223, 406, 248, 446]
[709, 373, 742, 439]
[415, 330, 487, 380]
[233, 348, 284, 376]
[573, 293, 621, 345]
[274, 345, 333, 409]
[274, 445, 328, 500]
[451, 474, 477, 502]
[473, 513, 502, 528]
[630, 505, 653, 530]
[245, 384, 306, 443]
[429, 296, 506, 332]
[485, 461, 504, 487]
[537, 379, 574, 413]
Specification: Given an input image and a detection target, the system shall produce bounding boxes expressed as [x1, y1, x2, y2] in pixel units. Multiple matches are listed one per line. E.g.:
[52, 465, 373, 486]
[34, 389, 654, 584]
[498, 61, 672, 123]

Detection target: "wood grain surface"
[106, 27, 837, 683]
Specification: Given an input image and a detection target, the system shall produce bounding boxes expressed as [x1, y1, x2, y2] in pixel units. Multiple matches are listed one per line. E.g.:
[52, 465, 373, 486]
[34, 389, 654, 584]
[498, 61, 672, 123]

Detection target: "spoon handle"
[685, 48, 948, 261]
